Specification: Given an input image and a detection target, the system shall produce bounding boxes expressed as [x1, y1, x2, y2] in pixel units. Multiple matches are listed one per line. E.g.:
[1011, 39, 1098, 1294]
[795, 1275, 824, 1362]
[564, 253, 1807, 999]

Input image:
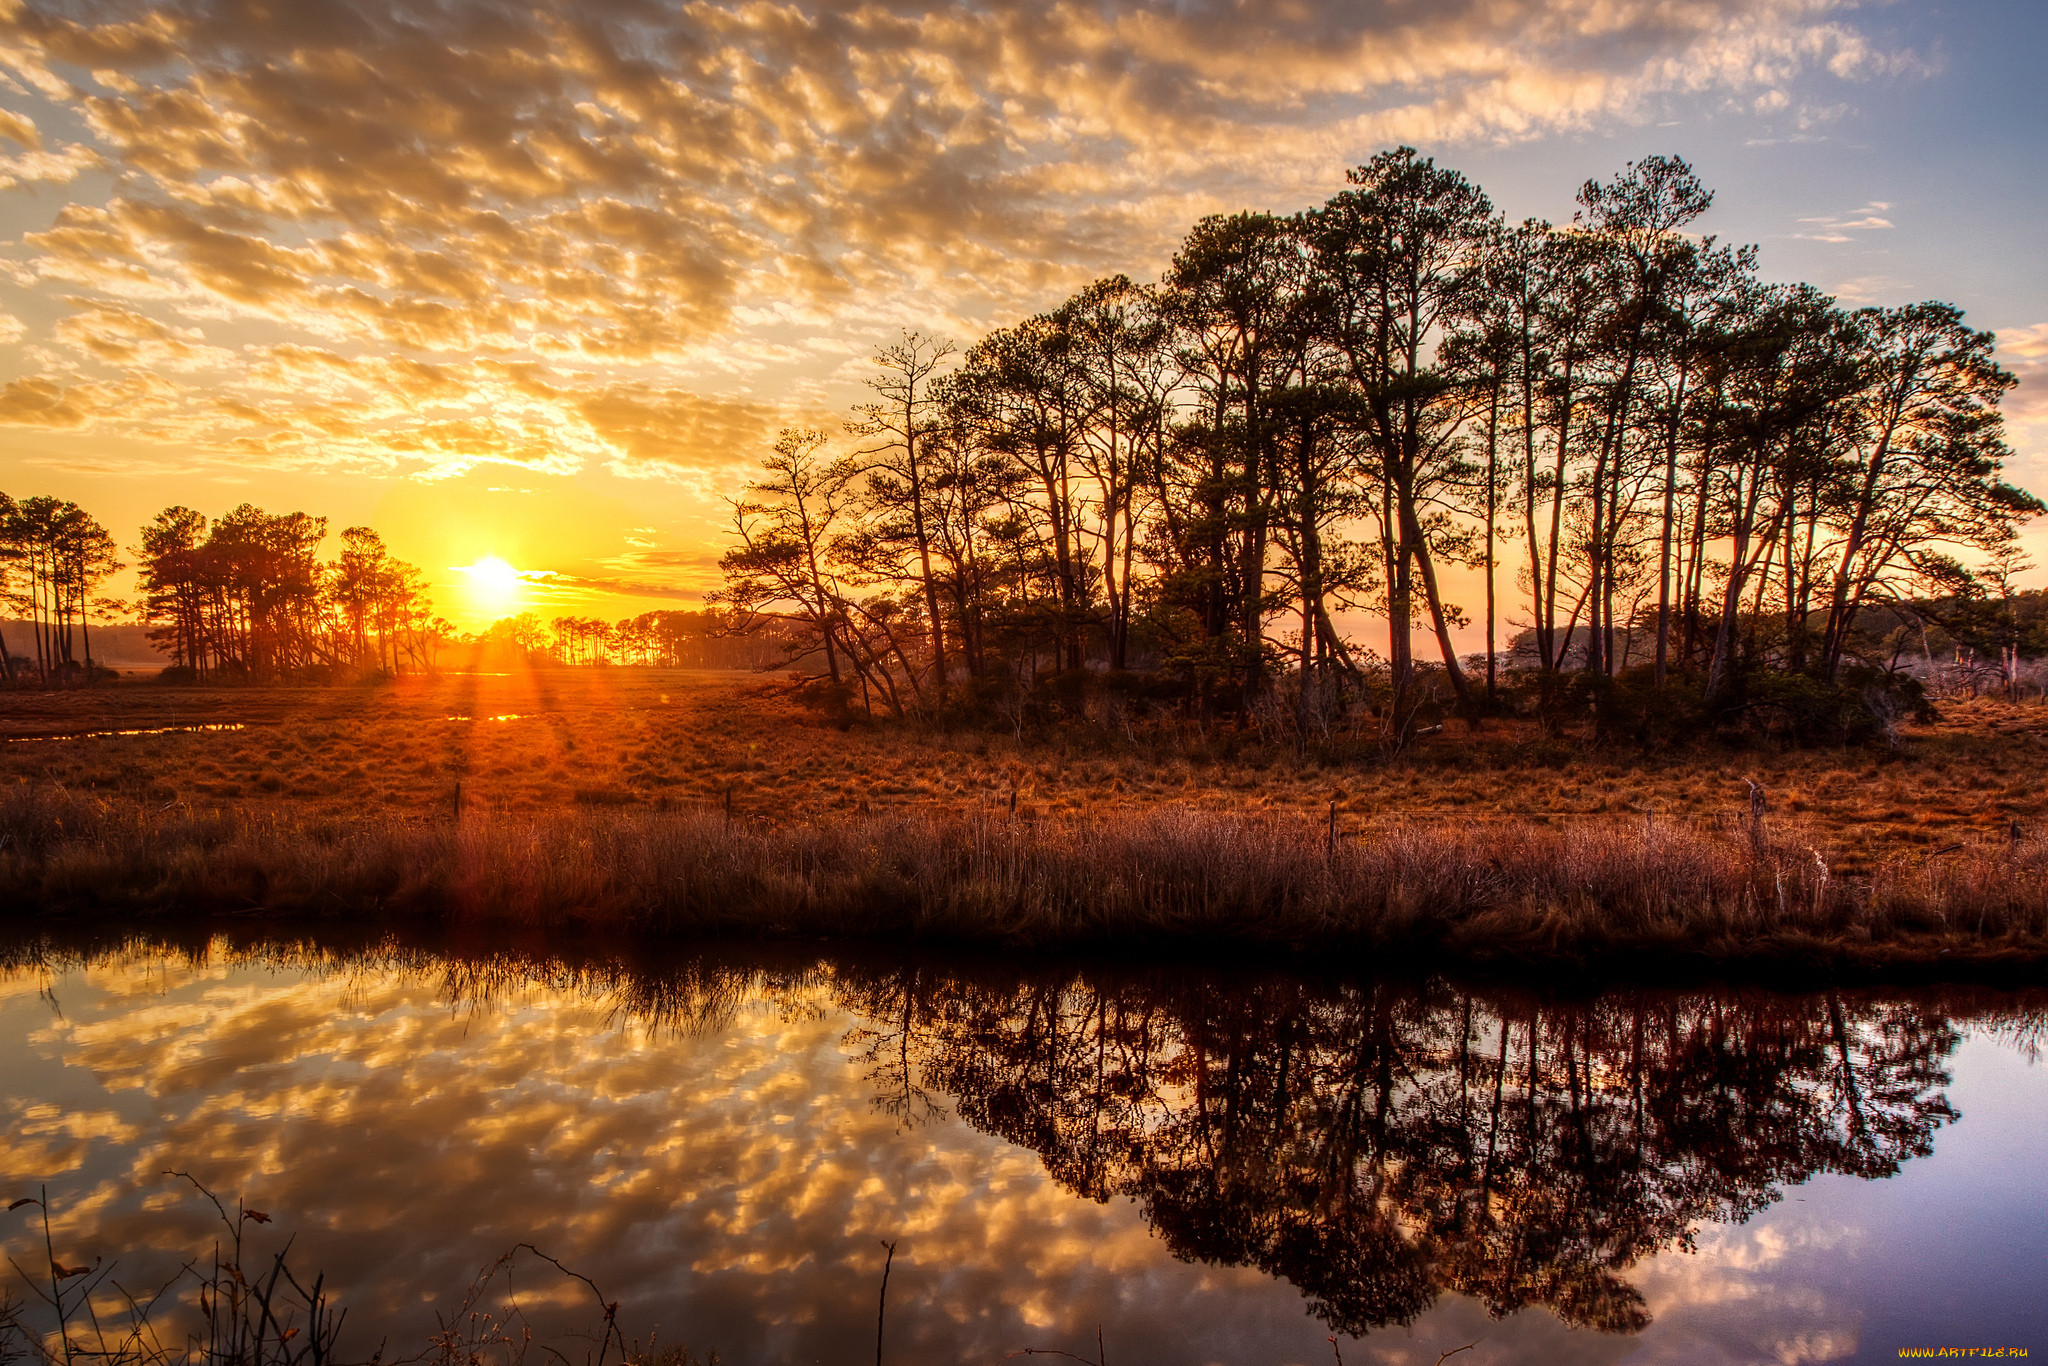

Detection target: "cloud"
[2001, 324, 2048, 440]
[1793, 200, 1897, 243]
[52, 299, 233, 370]
[0, 375, 89, 425]
[0, 371, 176, 426]
[2002, 324, 2048, 360]
[0, 137, 99, 187]
[0, 0, 1920, 480]
[526, 570, 705, 602]
[0, 105, 40, 147]
[565, 380, 791, 481]
[526, 543, 734, 603]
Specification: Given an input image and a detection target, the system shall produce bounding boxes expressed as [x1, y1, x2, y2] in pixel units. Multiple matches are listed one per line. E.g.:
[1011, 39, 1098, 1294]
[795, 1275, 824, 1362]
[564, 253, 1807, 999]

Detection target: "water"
[2, 936, 2044, 1365]
[1, 722, 248, 743]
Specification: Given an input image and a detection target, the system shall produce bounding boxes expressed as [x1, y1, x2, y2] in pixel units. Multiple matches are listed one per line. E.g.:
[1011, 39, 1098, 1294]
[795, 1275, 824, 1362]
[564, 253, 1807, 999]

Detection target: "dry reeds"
[10, 673, 2048, 867]
[1, 1177, 641, 1366]
[6, 784, 2048, 968]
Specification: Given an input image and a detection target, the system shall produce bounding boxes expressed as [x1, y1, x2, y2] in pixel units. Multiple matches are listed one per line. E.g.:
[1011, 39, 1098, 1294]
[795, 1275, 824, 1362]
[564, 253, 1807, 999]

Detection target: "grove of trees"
[0, 490, 801, 683]
[0, 496, 444, 683]
[717, 149, 2042, 728]
[0, 493, 121, 684]
[132, 506, 441, 681]
[521, 610, 797, 669]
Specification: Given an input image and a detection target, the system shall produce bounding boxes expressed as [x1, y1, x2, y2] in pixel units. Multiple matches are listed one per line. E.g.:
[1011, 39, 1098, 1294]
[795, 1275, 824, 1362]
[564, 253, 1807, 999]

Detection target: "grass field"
[3, 668, 2044, 874]
[5, 669, 2048, 968]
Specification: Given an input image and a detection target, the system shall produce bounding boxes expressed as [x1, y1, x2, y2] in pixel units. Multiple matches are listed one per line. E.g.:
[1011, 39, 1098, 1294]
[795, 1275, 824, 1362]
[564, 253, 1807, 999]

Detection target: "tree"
[136, 506, 210, 672]
[1313, 147, 1496, 708]
[1702, 285, 1860, 699]
[1161, 211, 1318, 699]
[1, 495, 121, 683]
[1570, 156, 1715, 676]
[848, 331, 958, 694]
[0, 491, 18, 682]
[716, 429, 853, 683]
[950, 313, 1090, 671]
[1060, 276, 1177, 672]
[1815, 303, 2042, 679]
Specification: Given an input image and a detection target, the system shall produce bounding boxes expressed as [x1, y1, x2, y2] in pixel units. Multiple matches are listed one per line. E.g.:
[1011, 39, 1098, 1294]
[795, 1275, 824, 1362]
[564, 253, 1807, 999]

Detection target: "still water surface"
[2, 937, 2045, 1365]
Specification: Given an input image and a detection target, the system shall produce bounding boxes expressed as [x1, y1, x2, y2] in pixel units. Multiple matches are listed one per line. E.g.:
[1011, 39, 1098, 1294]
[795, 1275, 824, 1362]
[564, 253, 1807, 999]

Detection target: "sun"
[459, 556, 524, 616]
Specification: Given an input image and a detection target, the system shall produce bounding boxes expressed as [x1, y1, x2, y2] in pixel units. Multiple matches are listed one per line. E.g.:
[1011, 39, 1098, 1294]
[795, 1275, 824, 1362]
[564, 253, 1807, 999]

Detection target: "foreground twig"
[874, 1239, 895, 1366]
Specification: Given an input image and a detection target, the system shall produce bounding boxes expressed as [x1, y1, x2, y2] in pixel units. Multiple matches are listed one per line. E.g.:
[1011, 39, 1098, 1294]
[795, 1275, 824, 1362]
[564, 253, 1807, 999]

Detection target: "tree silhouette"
[826, 965, 1965, 1338]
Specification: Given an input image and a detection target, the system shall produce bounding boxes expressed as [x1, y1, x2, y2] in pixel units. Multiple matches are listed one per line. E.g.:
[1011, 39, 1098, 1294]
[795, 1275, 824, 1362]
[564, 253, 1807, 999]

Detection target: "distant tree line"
[0, 493, 120, 684]
[718, 148, 2041, 725]
[472, 610, 801, 670]
[6, 499, 785, 686]
[1, 494, 791, 685]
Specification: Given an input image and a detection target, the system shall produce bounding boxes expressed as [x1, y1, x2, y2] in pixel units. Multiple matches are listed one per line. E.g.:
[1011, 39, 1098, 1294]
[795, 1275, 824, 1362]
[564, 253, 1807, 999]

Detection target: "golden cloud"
[0, 0, 1916, 482]
[0, 370, 176, 426]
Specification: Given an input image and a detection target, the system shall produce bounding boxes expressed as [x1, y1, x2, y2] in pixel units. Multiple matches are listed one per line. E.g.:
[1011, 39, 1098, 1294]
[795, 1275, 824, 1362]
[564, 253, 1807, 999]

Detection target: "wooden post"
[454, 781, 462, 818]
[724, 784, 733, 827]
[1326, 799, 1337, 860]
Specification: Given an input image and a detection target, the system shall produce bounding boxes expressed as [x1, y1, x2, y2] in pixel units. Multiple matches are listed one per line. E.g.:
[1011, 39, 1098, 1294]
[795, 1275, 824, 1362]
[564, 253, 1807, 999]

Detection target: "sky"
[1, 0, 2045, 631]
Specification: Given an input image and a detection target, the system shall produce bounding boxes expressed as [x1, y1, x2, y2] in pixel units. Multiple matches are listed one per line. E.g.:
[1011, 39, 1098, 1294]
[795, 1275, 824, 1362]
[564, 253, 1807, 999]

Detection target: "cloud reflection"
[0, 943, 2030, 1365]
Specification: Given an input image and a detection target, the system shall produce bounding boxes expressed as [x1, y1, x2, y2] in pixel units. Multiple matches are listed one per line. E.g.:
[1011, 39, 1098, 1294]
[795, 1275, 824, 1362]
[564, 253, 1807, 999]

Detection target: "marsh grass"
[1, 1180, 652, 1366]
[11, 674, 2048, 861]
[5, 781, 2047, 968]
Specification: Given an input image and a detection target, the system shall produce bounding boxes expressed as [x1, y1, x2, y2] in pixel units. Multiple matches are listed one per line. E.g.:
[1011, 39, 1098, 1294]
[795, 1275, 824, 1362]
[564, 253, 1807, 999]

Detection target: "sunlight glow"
[458, 557, 524, 616]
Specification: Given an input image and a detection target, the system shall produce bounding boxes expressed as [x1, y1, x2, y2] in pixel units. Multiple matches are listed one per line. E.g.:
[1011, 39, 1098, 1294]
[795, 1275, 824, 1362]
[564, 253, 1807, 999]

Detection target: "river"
[2, 934, 2044, 1365]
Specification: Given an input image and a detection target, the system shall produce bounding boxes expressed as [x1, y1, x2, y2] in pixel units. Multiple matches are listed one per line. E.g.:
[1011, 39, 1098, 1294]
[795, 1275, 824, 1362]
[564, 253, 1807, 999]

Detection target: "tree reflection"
[4, 931, 1984, 1346]
[832, 970, 1962, 1337]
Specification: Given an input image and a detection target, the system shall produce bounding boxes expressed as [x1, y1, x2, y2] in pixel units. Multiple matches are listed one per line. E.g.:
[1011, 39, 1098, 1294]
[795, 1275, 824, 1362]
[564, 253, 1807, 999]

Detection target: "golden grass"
[6, 669, 2048, 966]
[4, 776, 2047, 969]
[3, 670, 2046, 847]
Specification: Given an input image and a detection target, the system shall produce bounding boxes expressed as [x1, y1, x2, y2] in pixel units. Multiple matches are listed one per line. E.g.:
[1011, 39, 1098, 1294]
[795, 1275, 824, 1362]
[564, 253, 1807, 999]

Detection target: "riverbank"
[6, 784, 2046, 972]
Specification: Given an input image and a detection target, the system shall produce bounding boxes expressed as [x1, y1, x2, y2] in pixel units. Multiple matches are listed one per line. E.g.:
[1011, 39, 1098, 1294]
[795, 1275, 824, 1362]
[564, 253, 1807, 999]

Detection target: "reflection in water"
[829, 968, 1960, 1337]
[0, 937, 2039, 1364]
[1, 723, 248, 743]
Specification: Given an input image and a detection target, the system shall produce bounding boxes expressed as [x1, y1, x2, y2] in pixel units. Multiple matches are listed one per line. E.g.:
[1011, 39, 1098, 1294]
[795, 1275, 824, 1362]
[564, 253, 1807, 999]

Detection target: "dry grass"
[7, 669, 2048, 967]
[4, 669, 2048, 857]
[4, 774, 2047, 969]
[2, 1177, 648, 1366]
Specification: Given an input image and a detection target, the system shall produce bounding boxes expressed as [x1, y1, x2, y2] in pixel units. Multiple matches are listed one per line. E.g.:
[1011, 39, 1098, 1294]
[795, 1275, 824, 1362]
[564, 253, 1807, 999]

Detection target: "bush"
[1720, 666, 1931, 747]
